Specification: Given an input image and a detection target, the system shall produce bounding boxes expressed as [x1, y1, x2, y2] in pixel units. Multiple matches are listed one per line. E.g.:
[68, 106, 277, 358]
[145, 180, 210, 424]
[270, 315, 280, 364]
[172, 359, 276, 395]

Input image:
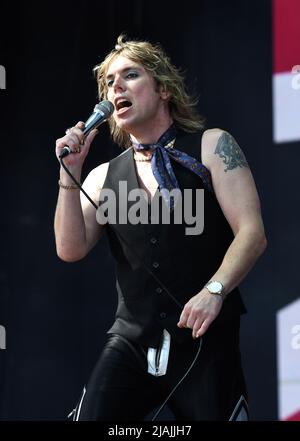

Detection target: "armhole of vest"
[175, 130, 204, 163]
[101, 148, 132, 198]
[199, 129, 205, 164]
[100, 160, 113, 199]
[187, 130, 205, 164]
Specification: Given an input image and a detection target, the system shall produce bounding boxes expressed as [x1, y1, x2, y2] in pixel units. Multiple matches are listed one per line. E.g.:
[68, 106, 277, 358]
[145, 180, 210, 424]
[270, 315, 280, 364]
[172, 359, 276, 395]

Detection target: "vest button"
[156, 287, 163, 294]
[150, 237, 157, 244]
[159, 312, 167, 319]
[152, 262, 159, 269]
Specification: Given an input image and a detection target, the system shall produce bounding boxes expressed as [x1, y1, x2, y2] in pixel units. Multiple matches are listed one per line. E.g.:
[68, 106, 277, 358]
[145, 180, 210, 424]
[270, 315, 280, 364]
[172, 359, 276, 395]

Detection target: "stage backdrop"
[1, 0, 299, 421]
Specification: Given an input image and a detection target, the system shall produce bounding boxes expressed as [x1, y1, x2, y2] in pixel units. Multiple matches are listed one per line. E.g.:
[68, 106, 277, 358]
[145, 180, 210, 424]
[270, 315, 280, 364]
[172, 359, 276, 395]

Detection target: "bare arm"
[202, 129, 267, 292]
[54, 122, 108, 262]
[178, 129, 267, 338]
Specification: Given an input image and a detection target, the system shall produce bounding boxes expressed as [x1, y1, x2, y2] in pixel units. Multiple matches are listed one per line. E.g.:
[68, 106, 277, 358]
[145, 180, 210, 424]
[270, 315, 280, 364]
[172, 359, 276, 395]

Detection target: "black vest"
[99, 131, 246, 347]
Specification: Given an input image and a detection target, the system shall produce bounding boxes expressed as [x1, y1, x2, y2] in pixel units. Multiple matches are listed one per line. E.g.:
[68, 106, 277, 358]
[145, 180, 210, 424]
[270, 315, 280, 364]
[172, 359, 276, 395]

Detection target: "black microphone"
[59, 100, 114, 159]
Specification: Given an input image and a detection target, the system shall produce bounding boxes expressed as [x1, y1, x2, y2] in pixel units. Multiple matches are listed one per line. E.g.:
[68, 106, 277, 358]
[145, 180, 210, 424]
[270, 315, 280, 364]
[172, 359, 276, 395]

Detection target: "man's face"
[106, 55, 167, 133]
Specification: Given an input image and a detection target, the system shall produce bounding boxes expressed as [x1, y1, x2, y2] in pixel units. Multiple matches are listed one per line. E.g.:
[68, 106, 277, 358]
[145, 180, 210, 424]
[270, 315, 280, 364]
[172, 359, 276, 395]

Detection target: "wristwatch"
[205, 280, 225, 297]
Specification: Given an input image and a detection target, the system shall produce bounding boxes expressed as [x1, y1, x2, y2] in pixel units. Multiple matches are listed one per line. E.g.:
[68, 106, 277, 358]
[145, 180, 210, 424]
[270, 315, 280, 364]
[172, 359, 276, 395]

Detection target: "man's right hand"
[55, 121, 99, 169]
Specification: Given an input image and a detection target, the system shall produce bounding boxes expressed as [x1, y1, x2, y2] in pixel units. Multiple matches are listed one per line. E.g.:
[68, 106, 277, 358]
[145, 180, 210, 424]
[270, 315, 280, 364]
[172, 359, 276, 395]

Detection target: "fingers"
[56, 130, 82, 154]
[192, 318, 202, 339]
[177, 308, 189, 328]
[55, 122, 98, 161]
[63, 122, 85, 146]
[73, 121, 85, 131]
[195, 319, 211, 338]
[85, 128, 99, 145]
[177, 306, 198, 336]
[178, 314, 211, 339]
[177, 303, 213, 339]
[177, 303, 198, 328]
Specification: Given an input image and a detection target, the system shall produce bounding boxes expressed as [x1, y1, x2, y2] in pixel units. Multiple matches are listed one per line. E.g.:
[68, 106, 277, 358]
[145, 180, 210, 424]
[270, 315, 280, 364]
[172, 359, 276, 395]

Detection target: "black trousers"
[71, 318, 248, 421]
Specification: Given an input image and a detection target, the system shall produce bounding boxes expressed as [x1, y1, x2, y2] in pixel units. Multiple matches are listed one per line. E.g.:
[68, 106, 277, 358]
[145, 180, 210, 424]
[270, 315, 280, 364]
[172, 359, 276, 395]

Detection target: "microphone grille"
[96, 100, 114, 118]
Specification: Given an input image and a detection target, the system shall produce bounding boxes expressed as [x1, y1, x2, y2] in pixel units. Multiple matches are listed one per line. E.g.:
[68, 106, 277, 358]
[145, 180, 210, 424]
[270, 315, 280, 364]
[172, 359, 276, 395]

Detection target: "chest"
[134, 162, 158, 200]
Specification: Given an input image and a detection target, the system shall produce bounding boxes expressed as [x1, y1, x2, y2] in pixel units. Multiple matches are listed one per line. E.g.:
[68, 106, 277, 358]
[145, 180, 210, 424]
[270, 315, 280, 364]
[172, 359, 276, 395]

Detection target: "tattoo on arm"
[214, 131, 249, 172]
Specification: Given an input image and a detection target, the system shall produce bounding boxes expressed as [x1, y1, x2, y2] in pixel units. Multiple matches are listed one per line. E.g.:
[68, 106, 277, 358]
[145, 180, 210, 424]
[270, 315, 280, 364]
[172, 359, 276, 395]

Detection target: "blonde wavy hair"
[94, 34, 205, 148]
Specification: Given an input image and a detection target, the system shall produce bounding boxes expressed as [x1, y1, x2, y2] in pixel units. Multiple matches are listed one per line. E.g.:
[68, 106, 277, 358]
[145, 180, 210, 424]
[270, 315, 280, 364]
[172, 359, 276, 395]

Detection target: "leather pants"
[71, 318, 248, 421]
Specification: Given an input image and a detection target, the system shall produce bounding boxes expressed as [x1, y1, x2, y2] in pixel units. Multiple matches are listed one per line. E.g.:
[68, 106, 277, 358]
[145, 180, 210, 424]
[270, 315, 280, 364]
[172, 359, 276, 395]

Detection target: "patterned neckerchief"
[131, 124, 213, 209]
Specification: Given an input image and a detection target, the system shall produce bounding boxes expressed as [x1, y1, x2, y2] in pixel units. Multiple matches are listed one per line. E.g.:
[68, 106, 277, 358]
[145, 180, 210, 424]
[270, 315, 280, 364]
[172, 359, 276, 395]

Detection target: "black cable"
[151, 337, 202, 421]
[60, 158, 98, 210]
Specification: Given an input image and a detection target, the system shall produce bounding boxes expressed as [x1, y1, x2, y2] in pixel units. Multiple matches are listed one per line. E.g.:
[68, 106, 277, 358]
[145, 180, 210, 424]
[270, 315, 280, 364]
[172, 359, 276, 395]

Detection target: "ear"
[159, 84, 171, 101]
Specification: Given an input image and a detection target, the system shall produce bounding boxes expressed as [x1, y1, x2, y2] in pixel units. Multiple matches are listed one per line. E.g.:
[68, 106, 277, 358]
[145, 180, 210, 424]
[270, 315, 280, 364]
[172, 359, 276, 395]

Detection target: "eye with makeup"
[106, 70, 139, 88]
[125, 71, 139, 80]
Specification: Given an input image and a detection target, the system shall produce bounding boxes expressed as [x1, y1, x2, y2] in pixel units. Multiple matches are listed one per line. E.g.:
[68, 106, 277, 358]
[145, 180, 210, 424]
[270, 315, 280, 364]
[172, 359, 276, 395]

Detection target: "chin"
[116, 117, 137, 133]
[115, 119, 130, 131]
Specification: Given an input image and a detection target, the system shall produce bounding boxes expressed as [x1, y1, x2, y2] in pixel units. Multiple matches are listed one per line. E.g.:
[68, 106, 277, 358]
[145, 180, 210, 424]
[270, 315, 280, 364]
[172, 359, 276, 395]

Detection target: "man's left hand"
[177, 290, 223, 338]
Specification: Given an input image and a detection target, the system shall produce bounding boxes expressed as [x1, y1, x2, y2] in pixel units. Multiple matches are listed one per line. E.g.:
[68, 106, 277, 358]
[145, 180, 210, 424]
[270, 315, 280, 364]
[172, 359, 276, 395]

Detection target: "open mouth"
[116, 99, 132, 111]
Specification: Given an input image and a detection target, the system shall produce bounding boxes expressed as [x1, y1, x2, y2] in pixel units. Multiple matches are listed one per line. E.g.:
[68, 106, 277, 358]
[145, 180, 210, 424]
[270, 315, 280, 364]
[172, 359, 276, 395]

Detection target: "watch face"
[208, 281, 223, 293]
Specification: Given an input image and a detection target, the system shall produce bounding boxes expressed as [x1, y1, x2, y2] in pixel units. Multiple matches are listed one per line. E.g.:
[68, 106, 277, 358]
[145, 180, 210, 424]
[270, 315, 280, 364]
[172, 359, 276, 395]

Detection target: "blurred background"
[0, 0, 299, 421]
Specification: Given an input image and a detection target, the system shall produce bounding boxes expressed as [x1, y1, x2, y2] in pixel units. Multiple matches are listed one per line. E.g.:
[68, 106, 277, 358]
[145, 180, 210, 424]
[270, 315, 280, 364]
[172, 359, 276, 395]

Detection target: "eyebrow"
[106, 66, 142, 80]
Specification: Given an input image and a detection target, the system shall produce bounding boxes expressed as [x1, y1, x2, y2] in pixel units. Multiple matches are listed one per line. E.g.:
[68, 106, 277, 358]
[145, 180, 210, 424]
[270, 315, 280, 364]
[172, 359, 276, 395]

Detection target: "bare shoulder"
[80, 162, 110, 207]
[201, 128, 224, 169]
[84, 162, 110, 191]
[202, 127, 224, 146]
[201, 128, 249, 173]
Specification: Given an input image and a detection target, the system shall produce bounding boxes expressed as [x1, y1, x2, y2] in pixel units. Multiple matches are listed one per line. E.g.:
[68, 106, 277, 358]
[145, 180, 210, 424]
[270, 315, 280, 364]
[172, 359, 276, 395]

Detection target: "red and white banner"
[273, 0, 300, 143]
[277, 298, 300, 421]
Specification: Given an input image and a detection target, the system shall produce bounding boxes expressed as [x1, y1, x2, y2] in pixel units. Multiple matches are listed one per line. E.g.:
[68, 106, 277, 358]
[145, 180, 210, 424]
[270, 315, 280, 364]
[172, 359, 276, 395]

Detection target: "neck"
[130, 115, 173, 145]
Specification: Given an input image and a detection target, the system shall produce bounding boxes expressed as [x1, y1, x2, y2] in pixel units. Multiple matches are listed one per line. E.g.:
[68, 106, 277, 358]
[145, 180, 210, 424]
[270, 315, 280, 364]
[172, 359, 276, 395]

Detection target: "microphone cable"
[151, 337, 202, 421]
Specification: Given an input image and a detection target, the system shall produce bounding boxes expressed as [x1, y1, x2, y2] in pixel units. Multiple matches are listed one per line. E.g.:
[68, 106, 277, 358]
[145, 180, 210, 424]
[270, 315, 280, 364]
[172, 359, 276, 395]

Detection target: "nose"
[112, 74, 125, 92]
